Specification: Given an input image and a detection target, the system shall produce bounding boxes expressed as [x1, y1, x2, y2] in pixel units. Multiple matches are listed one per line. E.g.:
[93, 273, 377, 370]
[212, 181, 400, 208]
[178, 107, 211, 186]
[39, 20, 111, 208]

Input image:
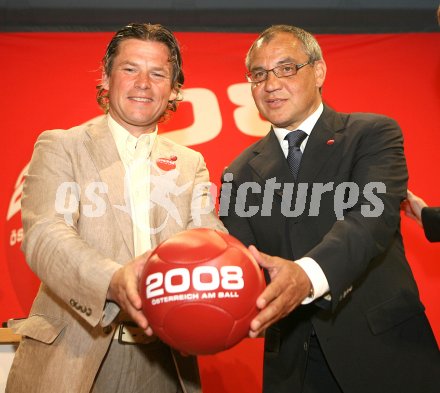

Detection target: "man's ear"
[169, 87, 178, 102]
[314, 60, 327, 89]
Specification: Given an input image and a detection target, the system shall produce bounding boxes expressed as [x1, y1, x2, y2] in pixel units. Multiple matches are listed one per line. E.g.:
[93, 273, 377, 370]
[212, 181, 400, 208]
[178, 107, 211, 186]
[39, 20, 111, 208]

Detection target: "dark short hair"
[96, 23, 184, 118]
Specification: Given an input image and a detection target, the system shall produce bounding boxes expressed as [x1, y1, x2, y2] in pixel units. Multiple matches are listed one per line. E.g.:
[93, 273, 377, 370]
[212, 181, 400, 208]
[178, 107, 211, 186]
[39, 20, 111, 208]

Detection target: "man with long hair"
[7, 23, 225, 393]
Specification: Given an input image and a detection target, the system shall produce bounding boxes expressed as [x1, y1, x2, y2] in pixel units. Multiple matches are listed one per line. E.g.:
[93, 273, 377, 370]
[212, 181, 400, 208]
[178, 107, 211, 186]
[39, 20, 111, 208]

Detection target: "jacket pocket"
[9, 314, 67, 344]
[366, 291, 425, 335]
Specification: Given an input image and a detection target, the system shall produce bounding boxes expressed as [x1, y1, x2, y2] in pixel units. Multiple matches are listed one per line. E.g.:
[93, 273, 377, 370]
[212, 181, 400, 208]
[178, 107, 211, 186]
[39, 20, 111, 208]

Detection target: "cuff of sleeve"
[96, 261, 123, 327]
[295, 257, 330, 305]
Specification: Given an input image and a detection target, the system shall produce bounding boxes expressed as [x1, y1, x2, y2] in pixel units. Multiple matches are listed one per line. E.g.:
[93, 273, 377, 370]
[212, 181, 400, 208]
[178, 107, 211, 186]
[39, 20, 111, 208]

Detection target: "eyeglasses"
[245, 61, 310, 83]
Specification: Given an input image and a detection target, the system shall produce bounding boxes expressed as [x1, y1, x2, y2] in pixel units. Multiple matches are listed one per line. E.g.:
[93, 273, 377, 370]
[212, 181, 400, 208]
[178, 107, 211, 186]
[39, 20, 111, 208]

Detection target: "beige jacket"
[6, 116, 225, 393]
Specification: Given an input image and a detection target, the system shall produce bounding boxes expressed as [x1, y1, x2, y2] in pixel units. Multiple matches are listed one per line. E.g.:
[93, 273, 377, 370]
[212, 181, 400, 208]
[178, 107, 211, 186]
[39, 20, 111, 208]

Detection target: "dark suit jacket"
[422, 207, 440, 242]
[220, 106, 440, 393]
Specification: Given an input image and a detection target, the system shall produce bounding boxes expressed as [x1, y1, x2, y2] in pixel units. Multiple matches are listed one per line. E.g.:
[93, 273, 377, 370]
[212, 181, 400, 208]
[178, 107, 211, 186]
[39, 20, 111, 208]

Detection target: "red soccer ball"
[139, 228, 265, 355]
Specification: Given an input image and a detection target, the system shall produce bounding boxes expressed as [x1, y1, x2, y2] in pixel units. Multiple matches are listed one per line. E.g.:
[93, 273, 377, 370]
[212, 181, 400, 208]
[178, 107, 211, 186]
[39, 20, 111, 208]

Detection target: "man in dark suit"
[402, 190, 440, 242]
[220, 25, 440, 393]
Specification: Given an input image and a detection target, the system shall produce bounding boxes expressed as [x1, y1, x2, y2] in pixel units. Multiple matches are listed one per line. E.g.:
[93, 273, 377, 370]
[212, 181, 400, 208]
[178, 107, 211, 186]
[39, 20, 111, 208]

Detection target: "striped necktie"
[285, 130, 307, 179]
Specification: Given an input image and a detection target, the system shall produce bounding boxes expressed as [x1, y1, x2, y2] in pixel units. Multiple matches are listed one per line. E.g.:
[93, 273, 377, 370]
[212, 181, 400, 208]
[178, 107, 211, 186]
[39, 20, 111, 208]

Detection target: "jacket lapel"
[249, 129, 292, 190]
[83, 116, 134, 258]
[247, 106, 346, 200]
[149, 136, 179, 248]
[298, 105, 345, 183]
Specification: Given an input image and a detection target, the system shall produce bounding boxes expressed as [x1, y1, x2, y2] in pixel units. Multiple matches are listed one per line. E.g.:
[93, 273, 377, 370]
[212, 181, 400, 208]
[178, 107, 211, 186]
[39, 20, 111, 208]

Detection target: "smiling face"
[102, 38, 177, 137]
[248, 32, 326, 130]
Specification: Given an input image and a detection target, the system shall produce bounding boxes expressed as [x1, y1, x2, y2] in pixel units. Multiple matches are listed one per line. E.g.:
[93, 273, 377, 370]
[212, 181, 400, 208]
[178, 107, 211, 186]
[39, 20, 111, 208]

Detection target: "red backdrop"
[1, 32, 439, 392]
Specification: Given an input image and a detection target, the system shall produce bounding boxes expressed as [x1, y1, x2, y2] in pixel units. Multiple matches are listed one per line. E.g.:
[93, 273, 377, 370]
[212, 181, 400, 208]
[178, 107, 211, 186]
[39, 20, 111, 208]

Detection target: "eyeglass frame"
[245, 61, 311, 83]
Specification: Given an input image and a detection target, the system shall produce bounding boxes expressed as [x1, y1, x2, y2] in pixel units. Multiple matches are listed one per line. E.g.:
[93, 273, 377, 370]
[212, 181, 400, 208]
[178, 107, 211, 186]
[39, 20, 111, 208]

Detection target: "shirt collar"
[273, 102, 323, 146]
[107, 114, 157, 162]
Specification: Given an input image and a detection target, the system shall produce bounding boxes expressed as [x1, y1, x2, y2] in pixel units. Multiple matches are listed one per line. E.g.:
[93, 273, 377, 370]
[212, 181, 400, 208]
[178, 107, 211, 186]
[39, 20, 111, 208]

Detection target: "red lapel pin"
[326, 139, 335, 145]
[156, 156, 177, 171]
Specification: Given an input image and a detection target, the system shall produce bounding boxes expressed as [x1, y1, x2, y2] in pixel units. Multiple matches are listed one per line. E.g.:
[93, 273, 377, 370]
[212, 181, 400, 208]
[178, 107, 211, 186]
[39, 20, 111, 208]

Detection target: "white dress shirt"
[272, 102, 330, 303]
[108, 115, 156, 257]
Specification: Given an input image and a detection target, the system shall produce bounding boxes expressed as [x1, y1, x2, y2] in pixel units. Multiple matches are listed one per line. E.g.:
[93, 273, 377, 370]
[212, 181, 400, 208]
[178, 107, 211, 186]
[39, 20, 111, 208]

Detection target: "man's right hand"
[107, 252, 153, 335]
[401, 190, 427, 226]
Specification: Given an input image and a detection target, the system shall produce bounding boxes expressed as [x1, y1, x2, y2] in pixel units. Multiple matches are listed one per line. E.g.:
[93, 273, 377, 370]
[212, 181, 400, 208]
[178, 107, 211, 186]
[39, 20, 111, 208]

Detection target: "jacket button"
[103, 326, 112, 335]
[303, 341, 308, 351]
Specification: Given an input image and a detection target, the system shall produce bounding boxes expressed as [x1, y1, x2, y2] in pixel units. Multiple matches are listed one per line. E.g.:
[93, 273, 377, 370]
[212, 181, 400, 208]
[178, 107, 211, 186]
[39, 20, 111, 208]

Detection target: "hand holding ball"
[139, 228, 265, 355]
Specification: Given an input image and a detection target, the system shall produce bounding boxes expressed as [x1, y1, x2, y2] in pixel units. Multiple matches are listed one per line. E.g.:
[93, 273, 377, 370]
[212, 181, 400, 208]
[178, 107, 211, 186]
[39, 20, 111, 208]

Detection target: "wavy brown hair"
[96, 23, 184, 121]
